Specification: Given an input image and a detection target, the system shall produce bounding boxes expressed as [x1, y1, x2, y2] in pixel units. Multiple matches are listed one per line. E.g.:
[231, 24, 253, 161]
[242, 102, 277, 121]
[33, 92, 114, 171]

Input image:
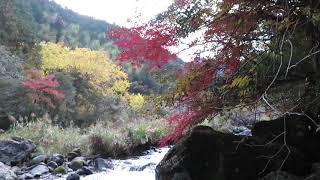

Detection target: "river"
[80, 147, 170, 180]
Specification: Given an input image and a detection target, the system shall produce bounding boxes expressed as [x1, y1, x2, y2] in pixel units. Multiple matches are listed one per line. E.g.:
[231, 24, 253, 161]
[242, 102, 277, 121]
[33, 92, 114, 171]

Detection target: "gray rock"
[232, 126, 252, 136]
[0, 162, 17, 180]
[75, 166, 94, 175]
[66, 172, 80, 180]
[0, 137, 36, 165]
[50, 154, 64, 166]
[63, 163, 73, 172]
[18, 173, 34, 180]
[47, 161, 58, 169]
[30, 164, 49, 177]
[31, 155, 47, 165]
[94, 158, 113, 171]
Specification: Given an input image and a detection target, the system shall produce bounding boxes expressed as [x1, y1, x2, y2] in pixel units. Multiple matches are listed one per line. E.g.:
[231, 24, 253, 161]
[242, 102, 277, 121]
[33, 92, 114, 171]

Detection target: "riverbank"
[0, 116, 168, 158]
[0, 116, 169, 180]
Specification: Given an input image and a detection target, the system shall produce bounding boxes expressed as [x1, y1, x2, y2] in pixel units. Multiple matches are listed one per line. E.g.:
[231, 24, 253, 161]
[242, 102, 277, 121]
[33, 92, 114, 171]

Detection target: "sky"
[53, 0, 173, 27]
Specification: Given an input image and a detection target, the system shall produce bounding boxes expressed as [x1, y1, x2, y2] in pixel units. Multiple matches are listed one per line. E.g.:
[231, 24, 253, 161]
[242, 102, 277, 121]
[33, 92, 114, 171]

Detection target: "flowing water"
[81, 147, 170, 180]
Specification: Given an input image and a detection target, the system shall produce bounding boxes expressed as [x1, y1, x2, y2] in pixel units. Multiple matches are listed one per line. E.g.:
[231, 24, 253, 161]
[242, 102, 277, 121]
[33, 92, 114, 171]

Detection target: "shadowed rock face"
[252, 114, 320, 162]
[0, 137, 36, 165]
[156, 126, 221, 180]
[156, 115, 320, 180]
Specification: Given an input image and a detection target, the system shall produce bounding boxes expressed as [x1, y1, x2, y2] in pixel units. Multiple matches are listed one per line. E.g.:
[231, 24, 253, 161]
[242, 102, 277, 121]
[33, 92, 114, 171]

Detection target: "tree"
[109, 0, 320, 143]
[0, 0, 37, 46]
[21, 69, 65, 108]
[39, 42, 132, 126]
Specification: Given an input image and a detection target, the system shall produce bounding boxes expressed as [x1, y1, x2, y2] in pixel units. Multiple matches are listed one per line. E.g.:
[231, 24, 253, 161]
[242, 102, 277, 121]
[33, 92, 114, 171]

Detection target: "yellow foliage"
[39, 42, 129, 95]
[230, 76, 251, 88]
[111, 80, 130, 94]
[128, 94, 145, 112]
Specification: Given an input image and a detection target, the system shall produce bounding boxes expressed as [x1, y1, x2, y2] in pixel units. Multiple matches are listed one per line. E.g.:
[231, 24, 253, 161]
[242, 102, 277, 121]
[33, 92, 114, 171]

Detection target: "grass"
[0, 117, 168, 158]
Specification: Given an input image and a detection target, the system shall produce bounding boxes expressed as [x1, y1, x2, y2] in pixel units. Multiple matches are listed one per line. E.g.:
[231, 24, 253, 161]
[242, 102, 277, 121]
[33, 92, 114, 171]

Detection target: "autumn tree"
[22, 69, 65, 108]
[109, 0, 320, 143]
[37, 42, 132, 125]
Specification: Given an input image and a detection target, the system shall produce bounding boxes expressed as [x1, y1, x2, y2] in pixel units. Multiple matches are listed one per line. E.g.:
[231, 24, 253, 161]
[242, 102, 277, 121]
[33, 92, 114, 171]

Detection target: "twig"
[284, 39, 293, 79]
[288, 49, 320, 70]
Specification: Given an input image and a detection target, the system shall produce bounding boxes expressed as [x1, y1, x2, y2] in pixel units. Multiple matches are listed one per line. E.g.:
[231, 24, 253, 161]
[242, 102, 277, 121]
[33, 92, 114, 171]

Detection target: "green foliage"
[0, 0, 37, 45]
[127, 126, 147, 144]
[0, 0, 117, 54]
[0, 46, 46, 129]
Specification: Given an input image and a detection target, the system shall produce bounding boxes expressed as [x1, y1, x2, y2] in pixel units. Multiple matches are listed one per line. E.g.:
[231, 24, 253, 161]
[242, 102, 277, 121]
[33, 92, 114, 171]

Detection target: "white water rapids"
[81, 147, 170, 180]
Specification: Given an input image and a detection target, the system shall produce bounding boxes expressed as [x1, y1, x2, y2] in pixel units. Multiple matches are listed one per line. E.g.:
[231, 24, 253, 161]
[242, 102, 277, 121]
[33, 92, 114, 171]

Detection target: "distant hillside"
[0, 0, 117, 54]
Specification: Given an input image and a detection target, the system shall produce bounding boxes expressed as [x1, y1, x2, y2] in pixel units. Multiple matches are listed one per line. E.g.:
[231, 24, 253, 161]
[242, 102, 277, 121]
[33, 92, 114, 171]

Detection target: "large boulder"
[0, 162, 17, 180]
[156, 126, 228, 180]
[252, 114, 320, 162]
[0, 137, 36, 165]
[156, 115, 320, 180]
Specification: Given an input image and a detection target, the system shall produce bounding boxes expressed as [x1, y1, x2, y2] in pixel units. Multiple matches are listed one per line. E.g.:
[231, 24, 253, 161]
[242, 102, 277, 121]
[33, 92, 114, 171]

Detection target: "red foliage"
[159, 110, 197, 146]
[108, 23, 178, 69]
[21, 70, 64, 108]
[109, 0, 265, 145]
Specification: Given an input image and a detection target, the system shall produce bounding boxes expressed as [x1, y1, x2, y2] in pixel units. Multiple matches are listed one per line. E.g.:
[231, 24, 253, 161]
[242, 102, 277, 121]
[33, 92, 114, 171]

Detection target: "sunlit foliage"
[128, 94, 145, 112]
[39, 42, 129, 96]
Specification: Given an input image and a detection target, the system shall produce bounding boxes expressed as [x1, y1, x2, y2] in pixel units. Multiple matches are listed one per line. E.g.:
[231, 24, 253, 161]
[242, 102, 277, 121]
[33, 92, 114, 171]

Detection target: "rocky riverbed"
[0, 136, 170, 180]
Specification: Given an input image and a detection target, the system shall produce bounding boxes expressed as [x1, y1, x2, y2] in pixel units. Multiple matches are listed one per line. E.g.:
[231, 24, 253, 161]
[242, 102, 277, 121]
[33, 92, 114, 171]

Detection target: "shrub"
[128, 94, 145, 112]
[21, 69, 65, 108]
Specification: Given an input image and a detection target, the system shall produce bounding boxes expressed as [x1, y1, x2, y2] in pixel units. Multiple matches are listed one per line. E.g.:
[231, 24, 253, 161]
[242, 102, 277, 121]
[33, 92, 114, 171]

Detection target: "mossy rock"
[70, 160, 84, 170]
[53, 166, 67, 174]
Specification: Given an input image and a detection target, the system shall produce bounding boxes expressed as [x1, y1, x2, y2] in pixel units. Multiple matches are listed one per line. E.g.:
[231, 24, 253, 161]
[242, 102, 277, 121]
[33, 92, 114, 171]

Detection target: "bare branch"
[288, 49, 320, 70]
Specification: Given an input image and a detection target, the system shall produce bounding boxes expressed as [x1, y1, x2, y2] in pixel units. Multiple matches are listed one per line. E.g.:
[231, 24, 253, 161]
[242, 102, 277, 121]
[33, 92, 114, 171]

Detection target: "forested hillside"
[0, 0, 114, 50]
[0, 0, 175, 161]
[0, 0, 183, 95]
